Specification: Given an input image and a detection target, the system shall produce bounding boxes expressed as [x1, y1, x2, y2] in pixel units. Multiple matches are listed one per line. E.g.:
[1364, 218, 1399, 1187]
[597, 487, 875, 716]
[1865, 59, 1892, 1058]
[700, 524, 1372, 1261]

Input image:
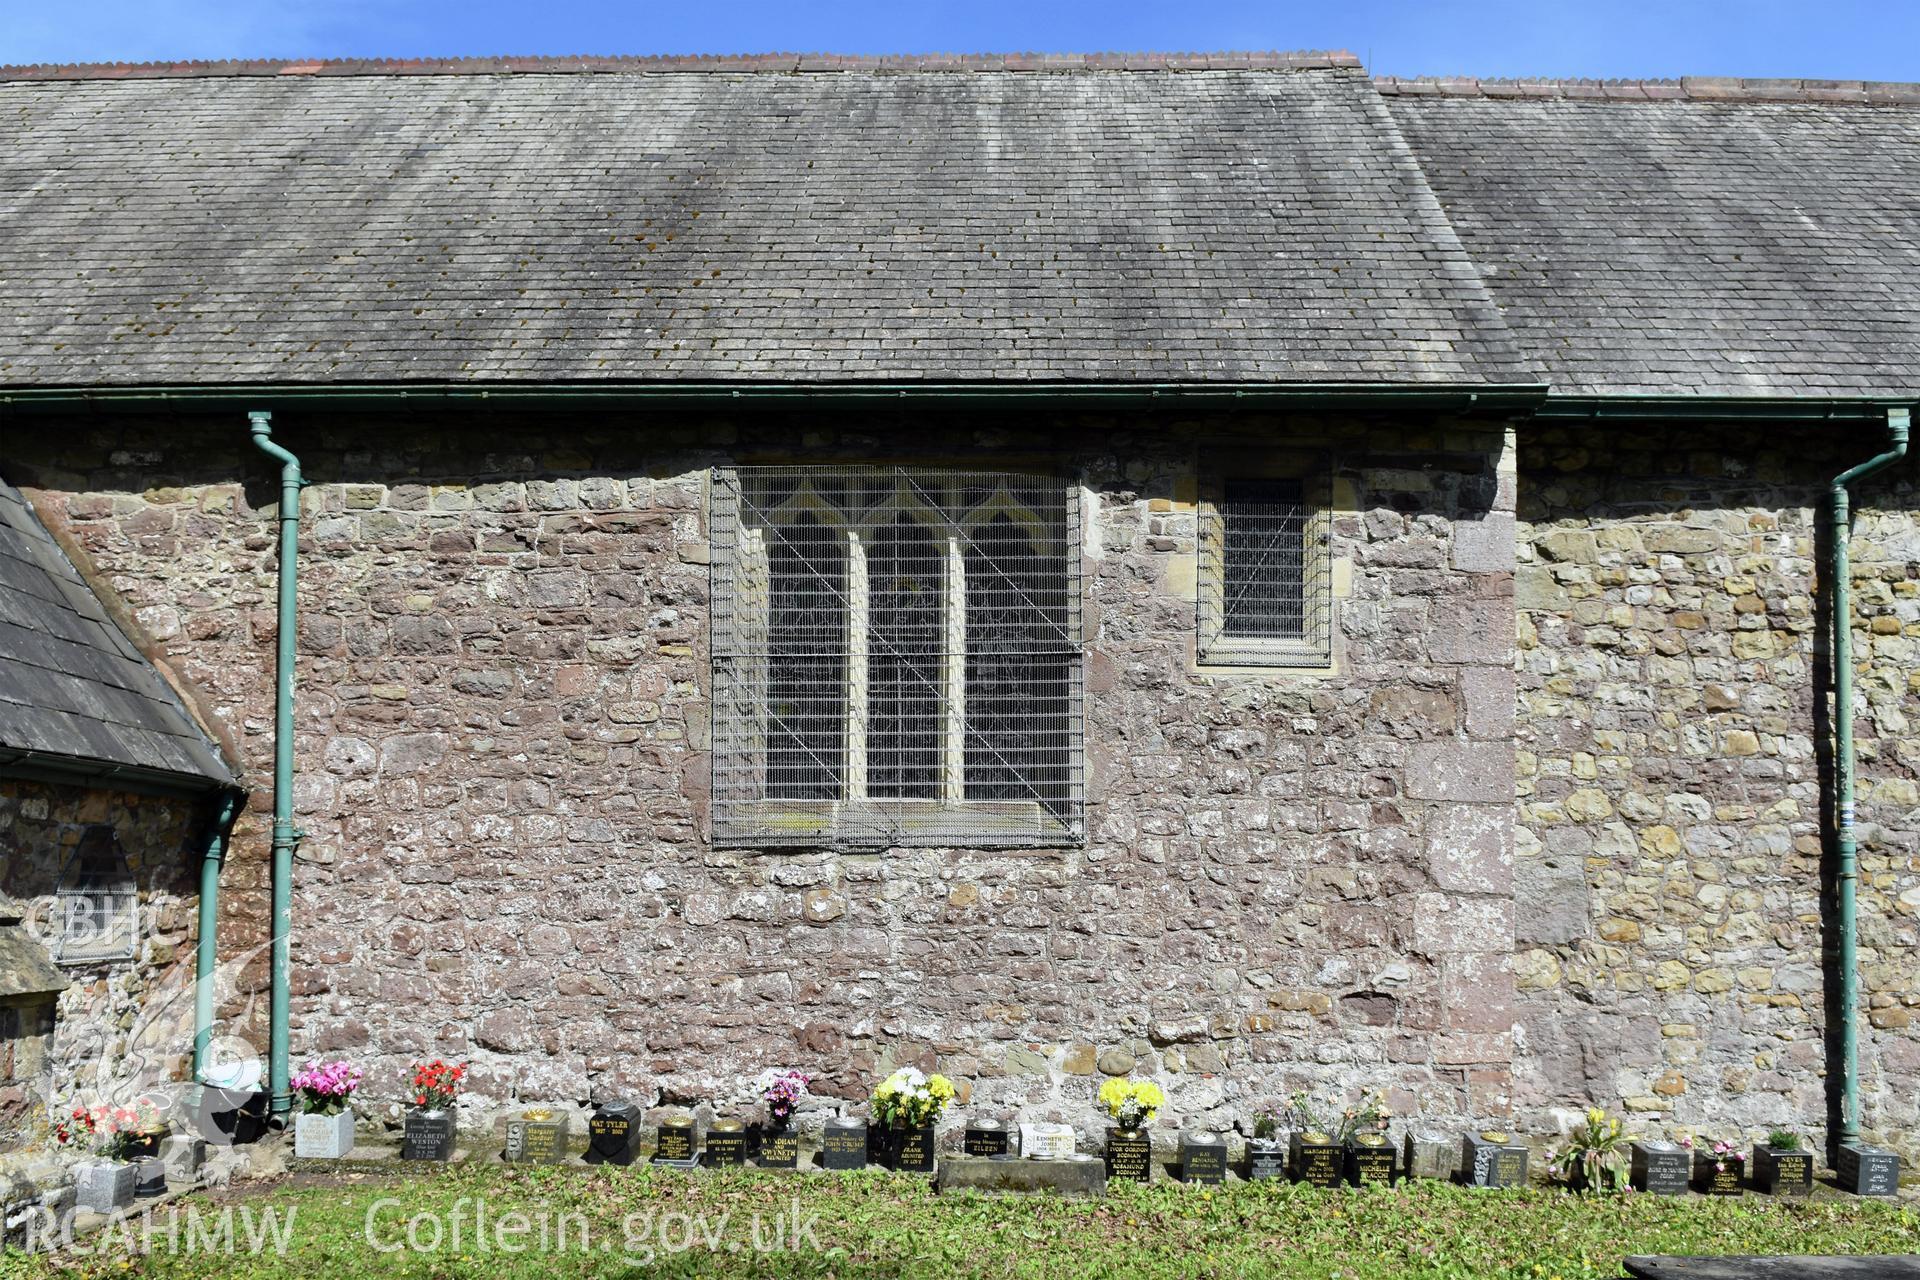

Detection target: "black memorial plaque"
[1463, 1134, 1528, 1188]
[653, 1116, 696, 1164]
[585, 1103, 641, 1166]
[1692, 1151, 1745, 1196]
[759, 1128, 800, 1168]
[821, 1120, 868, 1171]
[1346, 1137, 1395, 1186]
[886, 1125, 935, 1173]
[1291, 1135, 1344, 1188]
[1181, 1133, 1227, 1184]
[1753, 1145, 1812, 1196]
[402, 1110, 456, 1162]
[1247, 1141, 1286, 1181]
[705, 1124, 747, 1167]
[1106, 1129, 1152, 1182]
[964, 1122, 1010, 1158]
[1839, 1143, 1900, 1198]
[1630, 1142, 1690, 1196]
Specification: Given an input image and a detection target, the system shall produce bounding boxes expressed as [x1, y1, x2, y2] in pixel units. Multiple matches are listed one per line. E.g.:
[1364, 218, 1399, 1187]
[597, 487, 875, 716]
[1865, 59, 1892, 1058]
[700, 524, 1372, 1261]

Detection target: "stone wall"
[1515, 422, 1920, 1156]
[0, 779, 219, 1137]
[9, 403, 1516, 1139]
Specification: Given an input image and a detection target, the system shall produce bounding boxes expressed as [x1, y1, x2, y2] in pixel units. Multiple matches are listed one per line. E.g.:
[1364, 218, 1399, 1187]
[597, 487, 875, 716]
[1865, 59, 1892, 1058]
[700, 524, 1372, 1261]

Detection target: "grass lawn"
[5, 1166, 1916, 1279]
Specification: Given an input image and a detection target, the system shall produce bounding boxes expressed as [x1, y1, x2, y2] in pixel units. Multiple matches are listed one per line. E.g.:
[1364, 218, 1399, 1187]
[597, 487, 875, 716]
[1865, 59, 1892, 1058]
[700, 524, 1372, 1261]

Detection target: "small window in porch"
[53, 825, 139, 965]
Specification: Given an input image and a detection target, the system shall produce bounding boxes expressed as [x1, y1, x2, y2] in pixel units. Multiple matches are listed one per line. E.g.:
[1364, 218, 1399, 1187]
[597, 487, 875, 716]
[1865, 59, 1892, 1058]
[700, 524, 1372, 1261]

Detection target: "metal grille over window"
[711, 467, 1083, 849]
[1199, 473, 1333, 667]
[53, 825, 139, 964]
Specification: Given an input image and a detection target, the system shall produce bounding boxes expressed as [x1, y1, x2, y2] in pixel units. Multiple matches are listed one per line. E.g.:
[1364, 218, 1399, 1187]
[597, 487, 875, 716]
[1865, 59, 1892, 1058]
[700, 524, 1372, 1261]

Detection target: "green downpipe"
[191, 790, 242, 1080]
[1830, 405, 1909, 1146]
[248, 410, 305, 1117]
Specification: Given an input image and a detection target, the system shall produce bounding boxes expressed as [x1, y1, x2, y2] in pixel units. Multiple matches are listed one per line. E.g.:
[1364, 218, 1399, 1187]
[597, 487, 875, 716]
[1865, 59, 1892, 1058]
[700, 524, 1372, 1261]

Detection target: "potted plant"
[401, 1059, 464, 1161]
[757, 1069, 809, 1168]
[1753, 1130, 1812, 1196]
[870, 1067, 954, 1173]
[1547, 1106, 1628, 1193]
[1687, 1135, 1745, 1196]
[1285, 1090, 1345, 1187]
[1098, 1077, 1164, 1183]
[1247, 1106, 1286, 1180]
[291, 1060, 363, 1159]
[57, 1100, 159, 1214]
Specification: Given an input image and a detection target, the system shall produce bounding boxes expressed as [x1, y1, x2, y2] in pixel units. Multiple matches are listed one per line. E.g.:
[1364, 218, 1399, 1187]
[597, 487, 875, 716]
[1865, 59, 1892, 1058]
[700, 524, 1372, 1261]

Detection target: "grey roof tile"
[1386, 85, 1920, 397]
[0, 65, 1534, 387]
[0, 478, 235, 788]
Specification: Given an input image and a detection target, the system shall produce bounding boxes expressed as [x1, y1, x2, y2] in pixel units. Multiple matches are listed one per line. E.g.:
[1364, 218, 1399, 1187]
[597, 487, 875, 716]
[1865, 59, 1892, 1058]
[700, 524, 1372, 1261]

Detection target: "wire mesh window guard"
[711, 467, 1084, 849]
[52, 825, 138, 965]
[1198, 471, 1333, 667]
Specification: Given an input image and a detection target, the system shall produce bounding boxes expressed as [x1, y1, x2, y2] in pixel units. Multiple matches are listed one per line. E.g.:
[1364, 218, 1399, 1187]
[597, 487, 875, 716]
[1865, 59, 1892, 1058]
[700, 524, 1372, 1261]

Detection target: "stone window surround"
[710, 467, 1085, 850]
[1196, 448, 1336, 671]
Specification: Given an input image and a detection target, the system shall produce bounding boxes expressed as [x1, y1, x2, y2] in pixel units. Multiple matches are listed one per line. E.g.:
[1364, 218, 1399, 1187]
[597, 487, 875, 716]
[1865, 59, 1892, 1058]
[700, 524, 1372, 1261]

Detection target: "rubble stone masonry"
[0, 779, 221, 1139]
[6, 406, 1915, 1156]
[9, 404, 1516, 1141]
[1514, 422, 1919, 1154]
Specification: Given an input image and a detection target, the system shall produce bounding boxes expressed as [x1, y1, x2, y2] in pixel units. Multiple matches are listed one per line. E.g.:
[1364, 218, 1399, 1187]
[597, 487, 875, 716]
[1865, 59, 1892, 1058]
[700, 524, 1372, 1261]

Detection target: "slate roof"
[1385, 77, 1920, 398]
[0, 54, 1537, 387]
[0, 479, 235, 789]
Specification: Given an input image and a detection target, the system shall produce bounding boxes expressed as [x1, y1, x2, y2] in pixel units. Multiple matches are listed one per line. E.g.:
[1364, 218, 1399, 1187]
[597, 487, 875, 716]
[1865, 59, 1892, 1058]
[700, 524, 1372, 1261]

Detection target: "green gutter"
[1831, 405, 1910, 1147]
[192, 790, 243, 1080]
[0, 748, 228, 799]
[247, 409, 305, 1119]
[0, 380, 1549, 408]
[1538, 395, 1910, 422]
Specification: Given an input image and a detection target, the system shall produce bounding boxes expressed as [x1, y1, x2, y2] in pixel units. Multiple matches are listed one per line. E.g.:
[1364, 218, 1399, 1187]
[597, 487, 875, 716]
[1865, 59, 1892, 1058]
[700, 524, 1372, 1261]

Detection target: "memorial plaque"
[1019, 1123, 1074, 1160]
[653, 1113, 696, 1164]
[1752, 1145, 1812, 1196]
[758, 1128, 800, 1168]
[1693, 1151, 1744, 1196]
[1346, 1135, 1395, 1186]
[402, 1110, 456, 1162]
[886, 1124, 936, 1173]
[821, 1118, 868, 1171]
[132, 1156, 168, 1199]
[585, 1102, 641, 1166]
[1106, 1128, 1152, 1183]
[705, 1120, 748, 1167]
[1247, 1141, 1286, 1181]
[1181, 1132, 1228, 1185]
[505, 1115, 569, 1164]
[1462, 1133, 1527, 1188]
[1291, 1134, 1343, 1188]
[187, 1085, 268, 1147]
[964, 1120, 1010, 1158]
[1630, 1141, 1690, 1196]
[1838, 1143, 1900, 1198]
[1402, 1130, 1457, 1182]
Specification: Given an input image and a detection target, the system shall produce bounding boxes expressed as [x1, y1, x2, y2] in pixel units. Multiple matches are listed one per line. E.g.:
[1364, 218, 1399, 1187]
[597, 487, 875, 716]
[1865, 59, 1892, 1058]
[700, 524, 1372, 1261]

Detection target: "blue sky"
[8, 0, 1919, 81]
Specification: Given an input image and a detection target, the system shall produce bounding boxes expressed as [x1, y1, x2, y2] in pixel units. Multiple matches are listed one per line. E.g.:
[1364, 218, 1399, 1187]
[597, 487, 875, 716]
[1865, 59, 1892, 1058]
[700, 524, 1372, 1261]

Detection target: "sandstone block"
[1514, 857, 1588, 945]
[1406, 742, 1514, 803]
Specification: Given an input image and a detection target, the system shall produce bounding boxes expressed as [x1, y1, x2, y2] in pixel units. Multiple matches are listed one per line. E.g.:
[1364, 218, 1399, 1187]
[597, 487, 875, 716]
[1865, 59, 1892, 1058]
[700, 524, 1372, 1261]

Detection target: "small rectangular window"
[1199, 464, 1333, 667]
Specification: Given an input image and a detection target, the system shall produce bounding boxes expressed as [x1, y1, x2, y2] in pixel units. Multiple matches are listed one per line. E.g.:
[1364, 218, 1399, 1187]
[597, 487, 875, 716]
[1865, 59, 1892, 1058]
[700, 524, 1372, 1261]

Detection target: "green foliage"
[1768, 1130, 1802, 1151]
[1286, 1088, 1389, 1144]
[5, 1163, 1916, 1279]
[1547, 1106, 1630, 1193]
